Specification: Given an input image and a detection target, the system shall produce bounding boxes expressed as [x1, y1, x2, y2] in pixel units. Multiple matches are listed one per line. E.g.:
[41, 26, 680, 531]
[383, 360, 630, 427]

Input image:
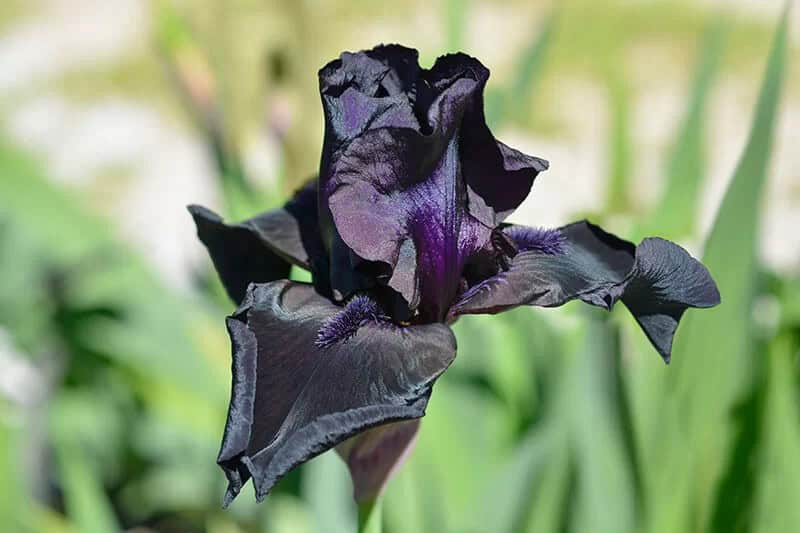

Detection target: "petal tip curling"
[190, 205, 293, 304]
[450, 221, 720, 363]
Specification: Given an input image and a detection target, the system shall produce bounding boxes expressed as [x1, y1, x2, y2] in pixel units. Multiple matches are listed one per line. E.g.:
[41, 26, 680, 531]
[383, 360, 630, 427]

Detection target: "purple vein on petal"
[504, 226, 566, 255]
[316, 295, 390, 348]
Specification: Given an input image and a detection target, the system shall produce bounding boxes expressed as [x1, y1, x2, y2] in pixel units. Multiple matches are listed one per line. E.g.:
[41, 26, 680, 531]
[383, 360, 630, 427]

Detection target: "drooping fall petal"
[217, 280, 456, 504]
[451, 221, 720, 361]
[189, 180, 325, 303]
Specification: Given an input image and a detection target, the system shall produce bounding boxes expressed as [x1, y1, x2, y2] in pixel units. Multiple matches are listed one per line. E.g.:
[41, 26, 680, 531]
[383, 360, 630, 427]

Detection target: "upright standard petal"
[318, 45, 421, 189]
[424, 54, 549, 227]
[189, 180, 325, 304]
[317, 47, 423, 302]
[326, 121, 489, 321]
[317, 49, 547, 317]
[451, 221, 720, 361]
[217, 281, 456, 504]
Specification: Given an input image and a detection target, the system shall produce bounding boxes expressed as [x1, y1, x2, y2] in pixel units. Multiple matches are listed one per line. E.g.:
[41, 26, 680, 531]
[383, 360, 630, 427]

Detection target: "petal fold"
[217, 280, 456, 504]
[451, 221, 720, 361]
[189, 180, 324, 304]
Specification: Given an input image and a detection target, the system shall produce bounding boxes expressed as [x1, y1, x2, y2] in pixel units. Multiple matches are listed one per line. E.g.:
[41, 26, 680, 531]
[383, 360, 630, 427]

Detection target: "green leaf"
[384, 380, 515, 533]
[672, 0, 788, 450]
[470, 309, 635, 533]
[643, 8, 789, 532]
[752, 334, 800, 532]
[510, 9, 558, 120]
[444, 0, 469, 52]
[708, 339, 766, 533]
[639, 18, 727, 239]
[153, 0, 194, 53]
[0, 140, 228, 406]
[567, 312, 636, 533]
[0, 140, 232, 520]
[357, 498, 383, 533]
[523, 449, 577, 533]
[0, 414, 34, 533]
[605, 72, 633, 213]
[382, 452, 426, 533]
[258, 495, 312, 533]
[302, 452, 355, 533]
[474, 424, 561, 533]
[486, 10, 558, 126]
[54, 438, 120, 533]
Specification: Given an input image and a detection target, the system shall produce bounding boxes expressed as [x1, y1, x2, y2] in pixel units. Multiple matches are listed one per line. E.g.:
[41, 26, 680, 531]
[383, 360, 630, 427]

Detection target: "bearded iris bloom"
[189, 45, 720, 505]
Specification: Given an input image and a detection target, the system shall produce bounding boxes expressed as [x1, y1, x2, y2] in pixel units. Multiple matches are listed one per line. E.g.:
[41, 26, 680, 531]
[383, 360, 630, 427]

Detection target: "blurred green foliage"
[0, 1, 797, 532]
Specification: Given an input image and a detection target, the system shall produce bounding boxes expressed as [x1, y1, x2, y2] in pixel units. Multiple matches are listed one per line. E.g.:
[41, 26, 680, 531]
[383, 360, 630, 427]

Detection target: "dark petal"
[424, 52, 489, 88]
[319, 44, 420, 99]
[325, 227, 383, 301]
[317, 48, 547, 319]
[323, 65, 495, 319]
[318, 45, 421, 153]
[425, 53, 548, 227]
[616, 237, 721, 360]
[503, 225, 566, 254]
[364, 44, 422, 95]
[451, 221, 720, 361]
[189, 206, 290, 305]
[335, 419, 420, 503]
[217, 281, 456, 504]
[317, 47, 424, 298]
[320, 88, 420, 150]
[326, 124, 491, 322]
[189, 180, 325, 304]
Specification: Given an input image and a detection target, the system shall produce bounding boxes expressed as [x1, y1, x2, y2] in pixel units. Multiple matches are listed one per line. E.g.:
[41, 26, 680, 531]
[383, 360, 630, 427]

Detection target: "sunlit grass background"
[0, 1, 798, 532]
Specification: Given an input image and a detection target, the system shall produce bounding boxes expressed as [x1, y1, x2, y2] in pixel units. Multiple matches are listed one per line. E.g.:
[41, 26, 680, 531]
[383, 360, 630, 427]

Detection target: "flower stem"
[357, 498, 382, 533]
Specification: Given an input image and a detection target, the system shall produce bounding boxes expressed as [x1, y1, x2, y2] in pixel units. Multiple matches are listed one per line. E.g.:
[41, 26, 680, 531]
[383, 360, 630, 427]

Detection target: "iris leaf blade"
[486, 9, 558, 126]
[567, 312, 636, 533]
[444, 0, 469, 52]
[671, 0, 788, 440]
[644, 8, 789, 532]
[53, 438, 120, 533]
[638, 17, 727, 239]
[302, 452, 356, 533]
[752, 334, 800, 532]
[511, 8, 558, 120]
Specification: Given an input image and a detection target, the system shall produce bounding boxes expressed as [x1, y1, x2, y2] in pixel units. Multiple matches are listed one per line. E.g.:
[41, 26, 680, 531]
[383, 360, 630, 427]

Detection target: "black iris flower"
[189, 45, 720, 505]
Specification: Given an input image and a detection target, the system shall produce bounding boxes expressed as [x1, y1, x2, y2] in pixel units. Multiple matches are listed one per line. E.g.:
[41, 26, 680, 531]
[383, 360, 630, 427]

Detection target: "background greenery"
[0, 1, 797, 532]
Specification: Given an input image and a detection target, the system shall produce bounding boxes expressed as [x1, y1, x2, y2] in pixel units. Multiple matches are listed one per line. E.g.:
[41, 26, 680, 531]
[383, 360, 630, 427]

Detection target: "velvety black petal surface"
[451, 221, 720, 361]
[217, 280, 456, 504]
[189, 181, 324, 304]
